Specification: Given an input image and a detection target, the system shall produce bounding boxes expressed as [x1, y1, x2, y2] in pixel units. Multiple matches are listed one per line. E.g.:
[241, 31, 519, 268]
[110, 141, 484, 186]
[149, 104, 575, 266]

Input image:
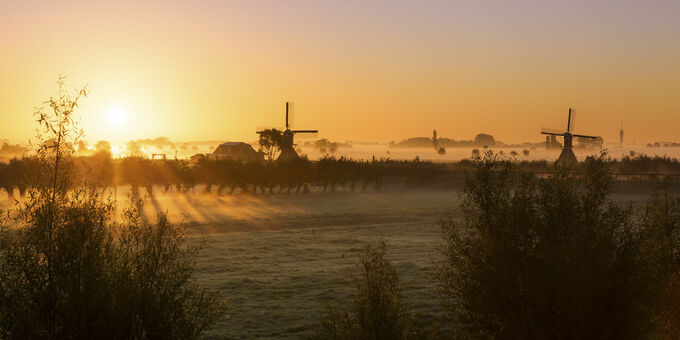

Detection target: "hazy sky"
[1, 0, 678, 144]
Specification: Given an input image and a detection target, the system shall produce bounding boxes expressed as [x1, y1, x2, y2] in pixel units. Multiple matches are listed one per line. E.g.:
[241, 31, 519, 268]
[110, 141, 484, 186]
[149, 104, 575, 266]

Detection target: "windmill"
[541, 108, 599, 165]
[257, 102, 318, 161]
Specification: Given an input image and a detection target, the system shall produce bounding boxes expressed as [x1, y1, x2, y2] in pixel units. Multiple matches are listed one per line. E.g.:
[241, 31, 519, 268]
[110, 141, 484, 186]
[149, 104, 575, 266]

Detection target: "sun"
[107, 107, 127, 126]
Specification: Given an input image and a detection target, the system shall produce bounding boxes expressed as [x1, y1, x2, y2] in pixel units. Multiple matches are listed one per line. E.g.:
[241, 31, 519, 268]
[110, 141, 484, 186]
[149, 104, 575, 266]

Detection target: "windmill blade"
[572, 134, 598, 139]
[286, 101, 295, 129]
[541, 128, 566, 135]
[568, 109, 576, 132]
[293, 131, 319, 139]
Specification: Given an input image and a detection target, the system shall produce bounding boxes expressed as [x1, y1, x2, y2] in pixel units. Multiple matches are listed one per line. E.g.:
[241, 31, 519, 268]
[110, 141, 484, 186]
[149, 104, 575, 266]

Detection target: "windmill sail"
[541, 128, 566, 135]
[572, 134, 598, 139]
[286, 101, 294, 129]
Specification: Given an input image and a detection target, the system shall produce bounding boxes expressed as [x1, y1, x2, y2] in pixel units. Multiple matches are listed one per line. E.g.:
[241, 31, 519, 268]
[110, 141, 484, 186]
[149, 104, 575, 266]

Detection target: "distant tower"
[619, 121, 624, 145]
[432, 130, 438, 149]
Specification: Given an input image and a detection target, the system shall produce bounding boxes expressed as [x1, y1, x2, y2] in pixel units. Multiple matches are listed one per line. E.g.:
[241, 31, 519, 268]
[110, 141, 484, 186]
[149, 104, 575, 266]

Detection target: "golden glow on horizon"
[0, 1, 678, 145]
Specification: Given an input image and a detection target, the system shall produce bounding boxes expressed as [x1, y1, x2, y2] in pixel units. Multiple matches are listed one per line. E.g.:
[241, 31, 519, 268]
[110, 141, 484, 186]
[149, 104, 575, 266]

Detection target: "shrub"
[438, 149, 652, 339]
[639, 185, 680, 338]
[308, 241, 434, 340]
[0, 77, 227, 339]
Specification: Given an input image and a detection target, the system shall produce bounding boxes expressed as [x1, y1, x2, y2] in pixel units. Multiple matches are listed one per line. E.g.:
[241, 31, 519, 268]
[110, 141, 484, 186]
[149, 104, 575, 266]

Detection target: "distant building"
[620, 122, 624, 144]
[189, 153, 206, 165]
[576, 136, 604, 148]
[546, 135, 561, 149]
[212, 142, 264, 162]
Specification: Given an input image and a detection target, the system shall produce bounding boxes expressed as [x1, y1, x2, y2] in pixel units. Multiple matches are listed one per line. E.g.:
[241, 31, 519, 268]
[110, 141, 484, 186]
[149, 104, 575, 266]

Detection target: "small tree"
[0, 77, 227, 339]
[94, 140, 112, 157]
[258, 129, 282, 161]
[126, 140, 144, 157]
[308, 241, 433, 340]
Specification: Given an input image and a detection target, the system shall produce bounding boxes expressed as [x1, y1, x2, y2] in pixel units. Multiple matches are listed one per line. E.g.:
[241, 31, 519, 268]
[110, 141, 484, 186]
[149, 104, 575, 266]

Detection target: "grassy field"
[0, 182, 661, 339]
[182, 189, 459, 339]
[185, 184, 659, 339]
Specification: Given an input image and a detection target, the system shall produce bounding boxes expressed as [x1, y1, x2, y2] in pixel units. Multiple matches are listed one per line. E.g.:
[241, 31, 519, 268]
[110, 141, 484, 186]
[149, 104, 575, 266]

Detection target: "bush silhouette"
[639, 185, 680, 338]
[0, 77, 227, 339]
[308, 241, 434, 340]
[438, 149, 654, 339]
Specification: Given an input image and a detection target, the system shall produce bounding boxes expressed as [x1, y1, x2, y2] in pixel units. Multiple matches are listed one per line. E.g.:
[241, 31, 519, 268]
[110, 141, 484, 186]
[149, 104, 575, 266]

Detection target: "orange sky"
[1, 0, 679, 145]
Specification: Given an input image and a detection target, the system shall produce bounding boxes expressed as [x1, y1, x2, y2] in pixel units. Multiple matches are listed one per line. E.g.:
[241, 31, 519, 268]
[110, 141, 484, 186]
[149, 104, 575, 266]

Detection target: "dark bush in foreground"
[438, 150, 654, 339]
[639, 186, 680, 338]
[308, 241, 434, 340]
[0, 78, 227, 339]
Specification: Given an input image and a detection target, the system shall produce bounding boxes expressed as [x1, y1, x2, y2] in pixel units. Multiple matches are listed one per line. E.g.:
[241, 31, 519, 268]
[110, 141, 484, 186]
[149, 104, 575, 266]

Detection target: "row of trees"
[308, 150, 680, 339]
[4, 152, 680, 200]
[0, 155, 459, 198]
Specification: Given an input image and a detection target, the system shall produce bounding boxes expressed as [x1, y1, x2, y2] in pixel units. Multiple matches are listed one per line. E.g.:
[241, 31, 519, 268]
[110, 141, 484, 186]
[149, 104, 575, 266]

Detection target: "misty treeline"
[0, 78, 227, 339]
[0, 154, 459, 198]
[309, 150, 680, 339]
[3, 150, 680, 200]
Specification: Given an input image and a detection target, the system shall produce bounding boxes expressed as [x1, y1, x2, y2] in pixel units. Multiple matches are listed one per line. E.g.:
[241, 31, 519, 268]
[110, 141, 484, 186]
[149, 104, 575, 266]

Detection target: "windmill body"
[257, 102, 318, 161]
[541, 108, 599, 165]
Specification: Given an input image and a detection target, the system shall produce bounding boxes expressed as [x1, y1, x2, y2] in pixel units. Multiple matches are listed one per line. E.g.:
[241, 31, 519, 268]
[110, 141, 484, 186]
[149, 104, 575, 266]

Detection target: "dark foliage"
[438, 149, 654, 339]
[639, 184, 680, 338]
[0, 77, 227, 339]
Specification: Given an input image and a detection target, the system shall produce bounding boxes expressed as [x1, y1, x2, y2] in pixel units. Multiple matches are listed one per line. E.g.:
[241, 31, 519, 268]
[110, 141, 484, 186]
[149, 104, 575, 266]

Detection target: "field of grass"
[182, 189, 459, 339]
[0, 182, 661, 339]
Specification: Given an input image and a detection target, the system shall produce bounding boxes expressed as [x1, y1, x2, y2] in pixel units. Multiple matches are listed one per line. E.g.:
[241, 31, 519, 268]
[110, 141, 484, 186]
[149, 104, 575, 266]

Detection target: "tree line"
[3, 151, 680, 200]
[0, 154, 461, 198]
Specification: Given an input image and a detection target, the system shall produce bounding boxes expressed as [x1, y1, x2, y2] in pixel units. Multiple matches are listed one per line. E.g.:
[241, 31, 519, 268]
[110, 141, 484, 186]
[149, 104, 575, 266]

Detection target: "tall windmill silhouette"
[541, 108, 599, 164]
[257, 102, 318, 161]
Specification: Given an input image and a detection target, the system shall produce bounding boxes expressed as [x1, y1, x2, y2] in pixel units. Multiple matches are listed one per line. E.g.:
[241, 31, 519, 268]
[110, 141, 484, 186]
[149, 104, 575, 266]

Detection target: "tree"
[315, 138, 339, 154]
[438, 149, 652, 339]
[308, 241, 434, 340]
[126, 140, 144, 157]
[76, 140, 89, 154]
[0, 77, 227, 339]
[473, 133, 495, 147]
[258, 128, 282, 161]
[94, 140, 112, 156]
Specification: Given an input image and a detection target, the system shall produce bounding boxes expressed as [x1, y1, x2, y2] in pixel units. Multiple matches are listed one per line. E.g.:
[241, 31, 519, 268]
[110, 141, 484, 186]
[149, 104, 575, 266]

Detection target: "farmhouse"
[212, 142, 264, 162]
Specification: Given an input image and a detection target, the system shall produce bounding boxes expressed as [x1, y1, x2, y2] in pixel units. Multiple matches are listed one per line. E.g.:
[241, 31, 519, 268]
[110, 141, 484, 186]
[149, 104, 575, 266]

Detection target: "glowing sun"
[107, 107, 127, 126]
